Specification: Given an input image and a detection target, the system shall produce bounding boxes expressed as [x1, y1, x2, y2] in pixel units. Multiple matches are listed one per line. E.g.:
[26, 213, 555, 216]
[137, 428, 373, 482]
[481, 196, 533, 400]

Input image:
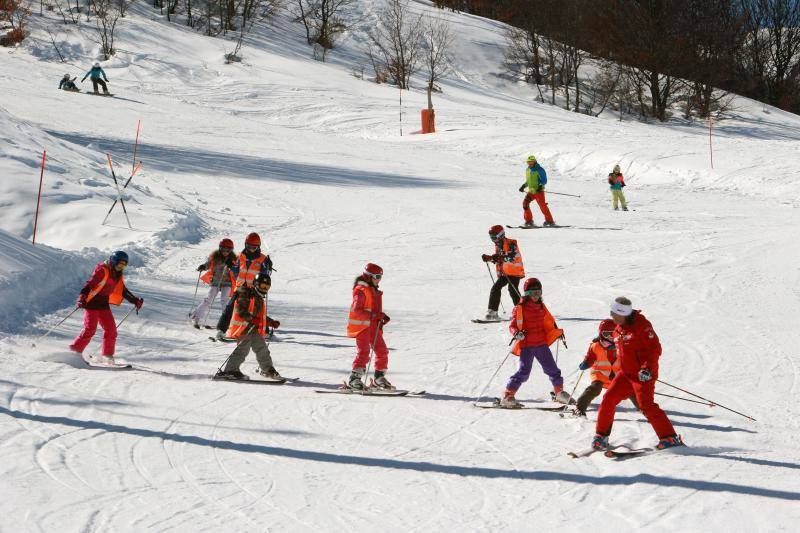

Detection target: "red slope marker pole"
[32, 150, 46, 245]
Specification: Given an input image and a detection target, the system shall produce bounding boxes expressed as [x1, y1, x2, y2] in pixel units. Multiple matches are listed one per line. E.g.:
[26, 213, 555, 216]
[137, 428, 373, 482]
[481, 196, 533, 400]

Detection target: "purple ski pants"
[506, 345, 563, 393]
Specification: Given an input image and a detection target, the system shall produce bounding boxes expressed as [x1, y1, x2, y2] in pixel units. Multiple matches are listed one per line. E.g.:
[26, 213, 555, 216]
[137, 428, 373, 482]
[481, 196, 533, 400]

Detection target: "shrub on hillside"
[0, 0, 28, 47]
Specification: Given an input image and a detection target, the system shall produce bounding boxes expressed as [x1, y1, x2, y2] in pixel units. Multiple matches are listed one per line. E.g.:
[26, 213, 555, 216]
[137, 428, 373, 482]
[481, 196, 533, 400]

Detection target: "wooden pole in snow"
[708, 114, 714, 169]
[399, 86, 403, 137]
[32, 150, 46, 246]
[132, 119, 141, 174]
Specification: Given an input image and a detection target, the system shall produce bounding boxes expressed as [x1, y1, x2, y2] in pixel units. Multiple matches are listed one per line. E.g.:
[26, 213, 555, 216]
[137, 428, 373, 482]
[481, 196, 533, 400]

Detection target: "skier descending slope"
[571, 319, 639, 417]
[191, 238, 237, 328]
[481, 225, 524, 321]
[69, 251, 143, 365]
[501, 278, 568, 408]
[518, 155, 556, 227]
[214, 273, 282, 380]
[591, 297, 685, 450]
[215, 232, 273, 341]
[346, 263, 392, 390]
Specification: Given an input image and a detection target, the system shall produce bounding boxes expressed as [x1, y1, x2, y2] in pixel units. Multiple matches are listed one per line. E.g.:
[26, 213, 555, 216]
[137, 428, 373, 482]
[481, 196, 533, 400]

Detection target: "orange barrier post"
[421, 108, 436, 134]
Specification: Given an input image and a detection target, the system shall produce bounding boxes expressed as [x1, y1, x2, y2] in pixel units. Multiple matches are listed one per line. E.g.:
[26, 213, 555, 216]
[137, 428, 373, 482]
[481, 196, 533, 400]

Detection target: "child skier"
[481, 225, 524, 321]
[215, 232, 273, 340]
[346, 263, 391, 390]
[58, 74, 79, 91]
[518, 155, 556, 227]
[81, 62, 110, 95]
[191, 238, 237, 328]
[592, 297, 684, 450]
[501, 278, 568, 408]
[69, 251, 143, 365]
[571, 319, 639, 417]
[608, 164, 628, 211]
[214, 273, 282, 380]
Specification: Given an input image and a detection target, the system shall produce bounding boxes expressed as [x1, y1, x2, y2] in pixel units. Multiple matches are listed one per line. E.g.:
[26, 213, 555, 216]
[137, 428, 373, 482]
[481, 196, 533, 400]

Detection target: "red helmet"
[364, 263, 383, 277]
[598, 318, 615, 341]
[489, 225, 505, 240]
[524, 278, 542, 292]
[245, 232, 261, 246]
[219, 238, 234, 249]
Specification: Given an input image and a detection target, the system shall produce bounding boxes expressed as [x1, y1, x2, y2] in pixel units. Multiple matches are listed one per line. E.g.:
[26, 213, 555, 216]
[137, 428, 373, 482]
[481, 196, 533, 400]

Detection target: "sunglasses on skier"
[219, 246, 233, 253]
[245, 244, 258, 251]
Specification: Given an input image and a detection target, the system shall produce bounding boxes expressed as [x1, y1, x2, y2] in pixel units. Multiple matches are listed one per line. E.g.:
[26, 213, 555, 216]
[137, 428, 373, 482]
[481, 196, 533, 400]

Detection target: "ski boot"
[551, 386, 573, 405]
[93, 354, 115, 366]
[656, 435, 685, 450]
[613, 207, 619, 211]
[215, 330, 227, 341]
[521, 220, 536, 228]
[373, 370, 395, 390]
[215, 369, 248, 380]
[570, 407, 587, 418]
[257, 366, 283, 380]
[622, 207, 628, 211]
[591, 433, 609, 450]
[348, 368, 366, 391]
[500, 390, 522, 408]
[484, 309, 500, 321]
[543, 221, 557, 227]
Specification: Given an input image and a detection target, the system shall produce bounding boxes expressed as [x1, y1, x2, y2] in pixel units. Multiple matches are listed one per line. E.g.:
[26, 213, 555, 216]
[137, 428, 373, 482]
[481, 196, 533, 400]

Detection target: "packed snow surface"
[1, 2, 799, 531]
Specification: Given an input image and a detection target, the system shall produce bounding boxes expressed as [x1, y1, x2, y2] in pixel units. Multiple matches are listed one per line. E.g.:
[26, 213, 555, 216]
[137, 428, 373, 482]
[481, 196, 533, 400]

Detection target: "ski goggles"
[524, 289, 542, 297]
[219, 246, 233, 253]
[367, 273, 383, 281]
[245, 244, 258, 251]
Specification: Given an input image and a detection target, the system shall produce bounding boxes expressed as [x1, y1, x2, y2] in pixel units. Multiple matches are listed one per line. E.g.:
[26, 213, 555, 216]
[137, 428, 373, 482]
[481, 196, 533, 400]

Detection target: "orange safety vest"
[589, 340, 621, 387]
[347, 282, 375, 338]
[234, 253, 267, 290]
[498, 238, 525, 278]
[512, 302, 563, 355]
[227, 290, 266, 339]
[200, 255, 236, 286]
[85, 264, 125, 306]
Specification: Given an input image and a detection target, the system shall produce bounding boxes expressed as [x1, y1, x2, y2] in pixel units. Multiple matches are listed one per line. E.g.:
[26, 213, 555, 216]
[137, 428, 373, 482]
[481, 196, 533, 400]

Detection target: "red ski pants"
[352, 326, 388, 372]
[595, 372, 676, 439]
[523, 192, 554, 224]
[70, 308, 117, 356]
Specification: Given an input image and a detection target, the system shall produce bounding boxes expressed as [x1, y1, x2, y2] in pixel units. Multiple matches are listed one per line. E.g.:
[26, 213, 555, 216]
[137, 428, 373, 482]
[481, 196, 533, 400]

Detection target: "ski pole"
[102, 161, 142, 226]
[105, 154, 132, 229]
[201, 266, 228, 327]
[32, 306, 79, 347]
[85, 305, 137, 360]
[555, 340, 560, 364]
[472, 337, 515, 405]
[655, 391, 716, 407]
[559, 369, 585, 416]
[657, 379, 756, 421]
[216, 323, 255, 374]
[546, 191, 581, 198]
[485, 262, 505, 313]
[188, 271, 202, 318]
[363, 321, 383, 389]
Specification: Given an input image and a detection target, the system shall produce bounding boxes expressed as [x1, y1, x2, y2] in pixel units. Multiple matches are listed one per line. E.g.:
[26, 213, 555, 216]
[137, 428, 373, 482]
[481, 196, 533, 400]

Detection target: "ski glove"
[638, 368, 652, 383]
[481, 254, 492, 262]
[513, 331, 526, 341]
[77, 296, 87, 309]
[381, 314, 390, 325]
[518, 185, 526, 193]
[134, 297, 144, 311]
[196, 263, 207, 272]
[578, 360, 591, 371]
[269, 319, 280, 329]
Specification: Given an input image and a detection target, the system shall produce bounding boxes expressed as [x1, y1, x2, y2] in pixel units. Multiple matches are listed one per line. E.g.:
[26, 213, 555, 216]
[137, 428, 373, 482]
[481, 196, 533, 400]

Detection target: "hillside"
[1, 1, 799, 531]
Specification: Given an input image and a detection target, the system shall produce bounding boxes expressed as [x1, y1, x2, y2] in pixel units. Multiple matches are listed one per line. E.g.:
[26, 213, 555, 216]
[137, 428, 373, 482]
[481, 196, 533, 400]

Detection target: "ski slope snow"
[1, 2, 799, 531]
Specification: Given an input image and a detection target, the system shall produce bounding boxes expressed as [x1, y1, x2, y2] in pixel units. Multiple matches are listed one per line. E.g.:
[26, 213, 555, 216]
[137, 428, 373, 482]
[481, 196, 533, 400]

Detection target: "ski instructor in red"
[346, 263, 391, 391]
[591, 297, 684, 450]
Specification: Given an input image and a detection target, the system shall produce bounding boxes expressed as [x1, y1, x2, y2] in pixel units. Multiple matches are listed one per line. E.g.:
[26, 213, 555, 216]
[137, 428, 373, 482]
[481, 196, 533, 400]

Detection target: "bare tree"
[421, 15, 453, 110]
[294, 0, 353, 56]
[366, 0, 424, 89]
[0, 0, 29, 46]
[90, 0, 119, 58]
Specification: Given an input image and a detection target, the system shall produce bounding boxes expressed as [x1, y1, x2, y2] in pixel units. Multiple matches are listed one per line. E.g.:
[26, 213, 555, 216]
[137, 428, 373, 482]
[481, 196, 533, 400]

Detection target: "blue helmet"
[109, 250, 129, 265]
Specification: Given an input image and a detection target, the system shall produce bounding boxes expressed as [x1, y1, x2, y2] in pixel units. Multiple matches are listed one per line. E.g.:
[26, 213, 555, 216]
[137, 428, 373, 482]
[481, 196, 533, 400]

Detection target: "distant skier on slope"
[500, 278, 569, 408]
[346, 263, 392, 390]
[69, 251, 143, 365]
[608, 164, 628, 211]
[215, 232, 272, 341]
[58, 74, 79, 92]
[518, 155, 556, 227]
[214, 273, 282, 380]
[81, 62, 110, 95]
[480, 225, 524, 321]
[591, 297, 684, 450]
[191, 238, 237, 328]
[570, 319, 639, 417]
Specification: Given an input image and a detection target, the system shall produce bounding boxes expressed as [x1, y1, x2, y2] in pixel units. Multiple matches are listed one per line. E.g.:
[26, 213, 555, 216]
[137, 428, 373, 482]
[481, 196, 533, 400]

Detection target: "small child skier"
[518, 155, 556, 227]
[501, 278, 568, 408]
[59, 74, 79, 91]
[608, 164, 628, 211]
[191, 238, 237, 328]
[346, 263, 392, 390]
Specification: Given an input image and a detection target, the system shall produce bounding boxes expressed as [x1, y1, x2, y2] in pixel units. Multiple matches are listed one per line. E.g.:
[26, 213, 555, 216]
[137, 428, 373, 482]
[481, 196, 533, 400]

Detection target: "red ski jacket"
[614, 311, 662, 378]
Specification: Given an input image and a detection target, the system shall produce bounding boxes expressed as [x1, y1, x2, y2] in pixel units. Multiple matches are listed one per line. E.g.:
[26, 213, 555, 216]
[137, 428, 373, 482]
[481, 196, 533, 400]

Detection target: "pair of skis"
[506, 224, 572, 230]
[567, 446, 654, 460]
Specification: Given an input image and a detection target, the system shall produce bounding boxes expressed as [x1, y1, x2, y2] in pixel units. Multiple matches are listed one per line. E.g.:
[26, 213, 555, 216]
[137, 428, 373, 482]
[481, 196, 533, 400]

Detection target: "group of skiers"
[66, 154, 679, 452]
[58, 63, 110, 95]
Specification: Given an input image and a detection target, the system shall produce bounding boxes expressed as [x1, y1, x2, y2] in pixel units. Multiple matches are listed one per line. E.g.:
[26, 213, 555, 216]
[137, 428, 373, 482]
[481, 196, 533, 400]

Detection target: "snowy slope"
[1, 2, 800, 531]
